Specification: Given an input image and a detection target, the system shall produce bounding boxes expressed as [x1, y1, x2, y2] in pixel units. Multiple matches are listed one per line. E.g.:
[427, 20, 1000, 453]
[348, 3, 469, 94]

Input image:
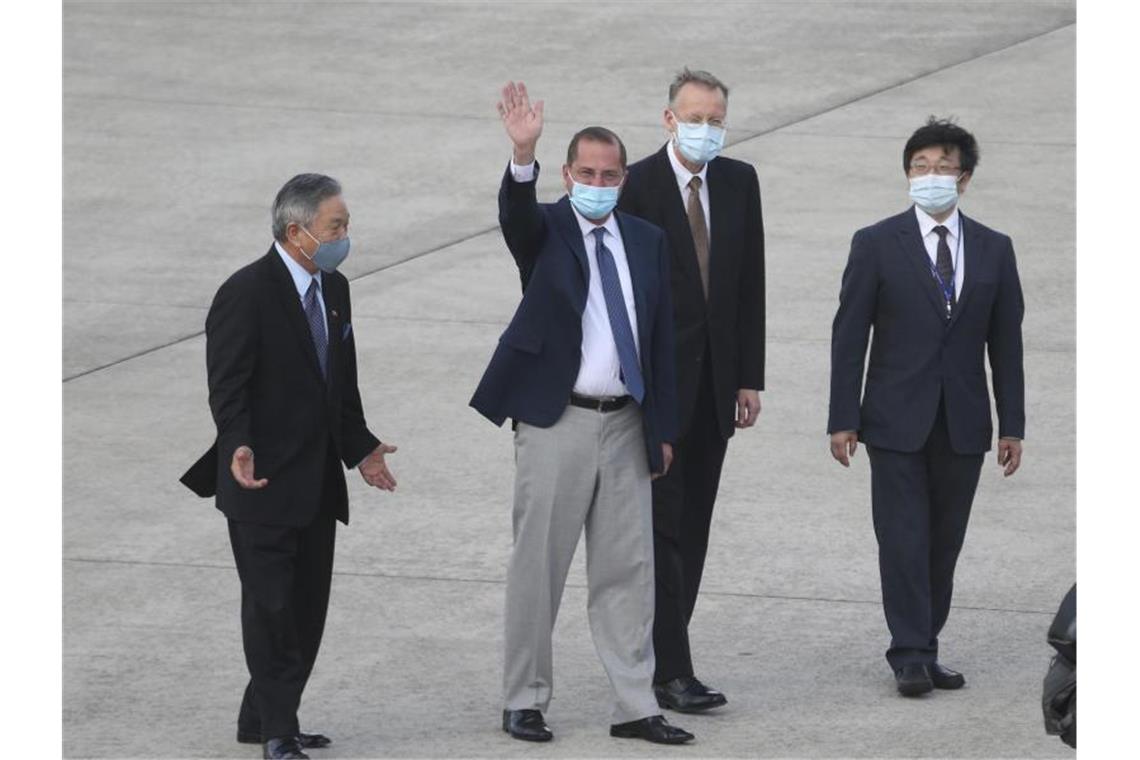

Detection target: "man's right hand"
[830, 431, 859, 467]
[498, 80, 543, 165]
[231, 445, 268, 489]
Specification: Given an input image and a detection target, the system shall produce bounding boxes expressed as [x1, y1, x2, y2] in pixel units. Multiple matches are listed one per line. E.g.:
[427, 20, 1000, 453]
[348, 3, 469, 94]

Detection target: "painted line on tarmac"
[62, 21, 1074, 384]
[64, 555, 1054, 616]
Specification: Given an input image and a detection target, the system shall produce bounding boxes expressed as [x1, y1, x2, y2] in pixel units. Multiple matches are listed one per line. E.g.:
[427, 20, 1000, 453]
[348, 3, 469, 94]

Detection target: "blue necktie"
[592, 227, 644, 403]
[304, 278, 328, 379]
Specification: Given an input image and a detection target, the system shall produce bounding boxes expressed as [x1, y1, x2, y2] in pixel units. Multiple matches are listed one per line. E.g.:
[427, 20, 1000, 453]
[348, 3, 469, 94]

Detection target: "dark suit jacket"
[828, 207, 1025, 454]
[469, 164, 678, 474]
[618, 145, 765, 440]
[181, 247, 380, 525]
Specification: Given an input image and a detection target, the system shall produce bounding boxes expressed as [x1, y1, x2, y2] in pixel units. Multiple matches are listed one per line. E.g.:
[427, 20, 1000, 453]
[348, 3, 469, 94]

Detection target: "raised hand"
[497, 80, 544, 164]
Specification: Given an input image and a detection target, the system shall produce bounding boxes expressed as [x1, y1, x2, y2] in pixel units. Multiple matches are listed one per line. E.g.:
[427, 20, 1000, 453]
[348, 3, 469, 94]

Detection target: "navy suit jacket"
[470, 164, 678, 473]
[828, 207, 1025, 454]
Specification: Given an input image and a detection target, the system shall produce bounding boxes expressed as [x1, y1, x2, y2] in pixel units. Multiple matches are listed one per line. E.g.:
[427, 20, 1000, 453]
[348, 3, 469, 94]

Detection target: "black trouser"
[651, 352, 729, 684]
[229, 454, 339, 740]
[866, 401, 983, 671]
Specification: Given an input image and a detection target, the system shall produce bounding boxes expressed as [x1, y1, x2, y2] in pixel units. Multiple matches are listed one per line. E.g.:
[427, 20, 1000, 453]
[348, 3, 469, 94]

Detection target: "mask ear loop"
[298, 226, 321, 262]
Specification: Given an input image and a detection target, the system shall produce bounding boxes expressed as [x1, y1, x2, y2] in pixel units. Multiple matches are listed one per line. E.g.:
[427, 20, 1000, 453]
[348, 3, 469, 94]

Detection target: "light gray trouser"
[502, 403, 658, 724]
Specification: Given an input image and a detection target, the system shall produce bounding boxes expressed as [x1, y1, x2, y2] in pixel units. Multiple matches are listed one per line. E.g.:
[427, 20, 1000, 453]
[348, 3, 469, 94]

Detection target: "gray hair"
[668, 67, 729, 107]
[271, 173, 342, 242]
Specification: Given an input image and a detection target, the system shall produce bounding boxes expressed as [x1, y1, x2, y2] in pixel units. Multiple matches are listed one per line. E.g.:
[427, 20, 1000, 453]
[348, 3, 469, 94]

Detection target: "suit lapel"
[947, 212, 981, 331]
[651, 146, 704, 290]
[551, 197, 590, 283]
[614, 212, 650, 350]
[706, 157, 728, 298]
[895, 209, 951, 320]
[323, 279, 342, 393]
[266, 247, 326, 383]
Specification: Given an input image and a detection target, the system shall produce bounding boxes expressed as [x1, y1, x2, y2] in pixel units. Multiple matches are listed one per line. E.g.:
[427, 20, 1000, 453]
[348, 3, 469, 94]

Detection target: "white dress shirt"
[275, 241, 328, 337]
[509, 159, 641, 398]
[914, 205, 965, 299]
[665, 140, 711, 237]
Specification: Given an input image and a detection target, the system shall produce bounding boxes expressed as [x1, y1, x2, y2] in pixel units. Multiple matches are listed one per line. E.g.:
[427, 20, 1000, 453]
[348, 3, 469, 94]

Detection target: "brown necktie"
[687, 175, 710, 299]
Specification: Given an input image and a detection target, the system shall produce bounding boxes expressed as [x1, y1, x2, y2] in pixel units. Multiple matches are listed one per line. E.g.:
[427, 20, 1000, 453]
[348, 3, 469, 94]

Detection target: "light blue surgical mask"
[566, 175, 621, 220]
[908, 174, 960, 215]
[673, 117, 726, 165]
[300, 227, 350, 273]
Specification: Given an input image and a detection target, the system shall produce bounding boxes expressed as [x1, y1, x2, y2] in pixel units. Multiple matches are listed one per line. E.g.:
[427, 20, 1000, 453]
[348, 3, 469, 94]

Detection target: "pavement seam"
[62, 20, 1074, 383]
[63, 556, 1055, 616]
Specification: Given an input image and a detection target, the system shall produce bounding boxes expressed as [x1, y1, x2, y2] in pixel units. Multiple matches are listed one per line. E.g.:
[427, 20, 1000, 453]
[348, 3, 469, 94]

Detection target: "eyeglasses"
[908, 162, 961, 176]
[675, 115, 727, 129]
[570, 167, 625, 185]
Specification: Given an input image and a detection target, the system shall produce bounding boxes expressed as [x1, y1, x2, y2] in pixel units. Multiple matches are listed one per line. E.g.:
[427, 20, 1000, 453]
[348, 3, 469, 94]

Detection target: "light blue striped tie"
[592, 228, 644, 403]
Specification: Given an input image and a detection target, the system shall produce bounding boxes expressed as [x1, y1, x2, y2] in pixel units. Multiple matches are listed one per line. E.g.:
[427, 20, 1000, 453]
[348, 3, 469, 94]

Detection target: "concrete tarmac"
[63, 2, 1076, 757]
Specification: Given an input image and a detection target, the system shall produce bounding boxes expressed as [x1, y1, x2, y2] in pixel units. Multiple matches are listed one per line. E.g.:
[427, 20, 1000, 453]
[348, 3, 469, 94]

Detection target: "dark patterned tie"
[592, 228, 645, 403]
[304, 278, 328, 378]
[933, 225, 957, 311]
[687, 175, 710, 299]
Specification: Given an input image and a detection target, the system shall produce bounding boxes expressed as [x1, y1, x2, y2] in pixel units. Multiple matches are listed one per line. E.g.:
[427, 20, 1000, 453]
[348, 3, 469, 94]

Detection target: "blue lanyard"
[927, 227, 962, 317]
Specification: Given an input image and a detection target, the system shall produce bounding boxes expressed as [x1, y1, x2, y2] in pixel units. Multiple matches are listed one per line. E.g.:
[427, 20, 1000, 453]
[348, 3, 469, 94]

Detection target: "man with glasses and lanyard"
[828, 117, 1026, 697]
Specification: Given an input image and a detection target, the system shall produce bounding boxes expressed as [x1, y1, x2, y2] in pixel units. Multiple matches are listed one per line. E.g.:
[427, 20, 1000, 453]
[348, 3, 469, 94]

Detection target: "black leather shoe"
[895, 663, 933, 696]
[930, 662, 966, 689]
[654, 676, 728, 713]
[502, 709, 553, 742]
[239, 730, 332, 748]
[263, 736, 309, 760]
[610, 714, 694, 744]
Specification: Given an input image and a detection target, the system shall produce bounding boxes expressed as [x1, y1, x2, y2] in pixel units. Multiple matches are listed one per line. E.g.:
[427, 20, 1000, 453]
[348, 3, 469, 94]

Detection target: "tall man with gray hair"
[182, 174, 398, 760]
[618, 68, 766, 713]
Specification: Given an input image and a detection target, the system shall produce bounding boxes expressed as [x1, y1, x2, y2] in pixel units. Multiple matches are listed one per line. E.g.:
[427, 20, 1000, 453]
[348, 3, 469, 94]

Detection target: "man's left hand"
[735, 389, 761, 428]
[653, 443, 674, 480]
[359, 442, 399, 491]
[997, 437, 1022, 477]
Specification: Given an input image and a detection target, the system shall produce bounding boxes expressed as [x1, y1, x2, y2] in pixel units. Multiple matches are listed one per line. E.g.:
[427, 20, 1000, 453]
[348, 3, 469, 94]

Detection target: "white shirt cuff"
[510, 159, 536, 183]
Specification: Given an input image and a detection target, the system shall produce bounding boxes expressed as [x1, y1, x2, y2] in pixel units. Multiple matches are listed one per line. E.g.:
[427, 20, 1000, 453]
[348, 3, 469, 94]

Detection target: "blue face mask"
[673, 117, 726, 165]
[566, 175, 621, 220]
[300, 227, 350, 273]
[908, 174, 960, 215]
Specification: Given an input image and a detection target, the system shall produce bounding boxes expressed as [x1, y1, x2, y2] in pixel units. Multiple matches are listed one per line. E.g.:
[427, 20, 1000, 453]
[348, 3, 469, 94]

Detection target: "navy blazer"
[470, 164, 678, 473]
[828, 207, 1025, 454]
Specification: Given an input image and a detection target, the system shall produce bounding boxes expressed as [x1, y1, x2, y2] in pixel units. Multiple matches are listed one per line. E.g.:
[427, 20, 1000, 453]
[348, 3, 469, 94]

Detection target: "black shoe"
[502, 709, 553, 742]
[654, 676, 728, 713]
[930, 662, 966, 689]
[610, 714, 694, 744]
[239, 730, 332, 748]
[263, 736, 309, 760]
[895, 663, 933, 697]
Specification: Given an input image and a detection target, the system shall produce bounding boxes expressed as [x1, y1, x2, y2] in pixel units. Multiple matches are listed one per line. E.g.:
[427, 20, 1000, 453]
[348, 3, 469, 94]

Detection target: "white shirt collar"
[274, 241, 322, 298]
[570, 204, 621, 243]
[914, 205, 961, 239]
[665, 140, 709, 187]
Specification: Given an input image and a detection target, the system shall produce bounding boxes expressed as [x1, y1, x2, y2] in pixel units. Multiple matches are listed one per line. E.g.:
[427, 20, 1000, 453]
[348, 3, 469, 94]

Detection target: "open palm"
[498, 80, 544, 148]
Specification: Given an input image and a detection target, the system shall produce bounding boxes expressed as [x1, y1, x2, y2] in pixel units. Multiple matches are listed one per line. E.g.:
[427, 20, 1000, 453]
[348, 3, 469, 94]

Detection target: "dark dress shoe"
[930, 662, 966, 689]
[655, 675, 728, 713]
[263, 736, 309, 760]
[502, 709, 553, 742]
[610, 714, 694, 744]
[895, 663, 933, 696]
[239, 730, 331, 748]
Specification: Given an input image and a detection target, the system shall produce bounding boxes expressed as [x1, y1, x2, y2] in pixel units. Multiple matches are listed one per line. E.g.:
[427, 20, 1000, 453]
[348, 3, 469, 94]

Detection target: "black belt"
[569, 393, 632, 413]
